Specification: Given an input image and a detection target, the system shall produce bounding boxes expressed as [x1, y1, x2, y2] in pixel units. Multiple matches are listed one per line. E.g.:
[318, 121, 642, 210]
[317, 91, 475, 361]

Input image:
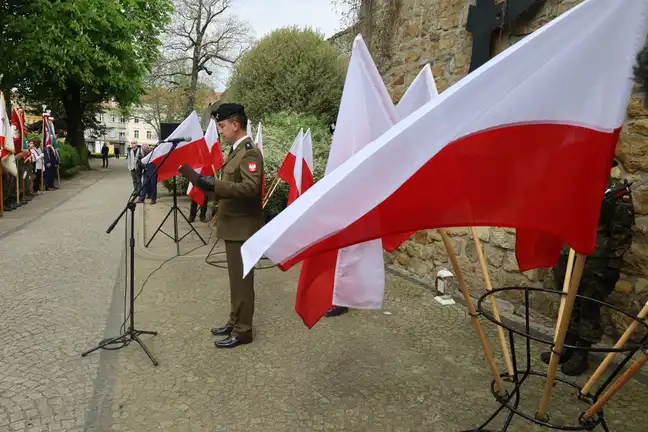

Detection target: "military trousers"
[225, 240, 255, 341]
[553, 256, 619, 344]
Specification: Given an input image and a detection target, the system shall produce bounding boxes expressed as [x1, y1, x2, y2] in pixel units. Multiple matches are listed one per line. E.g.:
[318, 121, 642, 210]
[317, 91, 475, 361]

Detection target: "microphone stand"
[80, 141, 182, 366]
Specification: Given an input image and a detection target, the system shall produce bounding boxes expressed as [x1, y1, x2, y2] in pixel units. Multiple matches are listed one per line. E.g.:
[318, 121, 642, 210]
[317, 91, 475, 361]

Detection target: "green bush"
[225, 27, 346, 124]
[61, 166, 81, 178]
[162, 176, 189, 195]
[57, 143, 81, 170]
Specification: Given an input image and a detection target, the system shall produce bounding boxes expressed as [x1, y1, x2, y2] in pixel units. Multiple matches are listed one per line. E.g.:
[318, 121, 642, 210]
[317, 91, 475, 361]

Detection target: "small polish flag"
[187, 118, 223, 204]
[142, 111, 208, 182]
[277, 128, 314, 206]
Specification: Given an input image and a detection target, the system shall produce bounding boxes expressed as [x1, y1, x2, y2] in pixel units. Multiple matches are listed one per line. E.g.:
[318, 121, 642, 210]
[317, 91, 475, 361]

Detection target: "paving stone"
[1, 159, 647, 431]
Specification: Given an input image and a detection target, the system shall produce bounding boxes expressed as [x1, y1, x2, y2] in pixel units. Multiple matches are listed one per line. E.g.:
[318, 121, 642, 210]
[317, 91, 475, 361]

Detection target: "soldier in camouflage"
[541, 165, 635, 376]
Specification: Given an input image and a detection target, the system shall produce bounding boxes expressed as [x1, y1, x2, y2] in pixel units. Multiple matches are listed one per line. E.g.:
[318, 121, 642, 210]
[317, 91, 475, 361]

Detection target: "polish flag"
[242, 0, 647, 302]
[293, 35, 401, 328]
[277, 128, 314, 205]
[142, 111, 208, 182]
[187, 118, 223, 204]
[255, 122, 263, 154]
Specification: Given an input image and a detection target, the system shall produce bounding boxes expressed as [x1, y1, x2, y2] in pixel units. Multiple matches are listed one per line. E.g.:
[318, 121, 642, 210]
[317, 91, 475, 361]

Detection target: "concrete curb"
[386, 264, 648, 386]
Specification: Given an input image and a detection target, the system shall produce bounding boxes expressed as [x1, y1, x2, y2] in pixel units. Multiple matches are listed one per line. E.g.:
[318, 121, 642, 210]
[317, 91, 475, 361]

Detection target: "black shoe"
[325, 306, 349, 317]
[211, 325, 234, 336]
[199, 215, 207, 223]
[188, 214, 196, 223]
[540, 333, 578, 365]
[215, 335, 252, 349]
[561, 340, 591, 376]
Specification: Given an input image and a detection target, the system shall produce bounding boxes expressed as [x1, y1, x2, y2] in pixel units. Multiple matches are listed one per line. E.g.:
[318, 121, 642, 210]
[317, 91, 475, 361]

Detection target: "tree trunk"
[61, 82, 90, 169]
[185, 0, 203, 117]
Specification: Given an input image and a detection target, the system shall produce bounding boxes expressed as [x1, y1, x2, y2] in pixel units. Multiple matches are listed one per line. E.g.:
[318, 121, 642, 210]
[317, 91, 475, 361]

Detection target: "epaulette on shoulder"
[244, 141, 254, 151]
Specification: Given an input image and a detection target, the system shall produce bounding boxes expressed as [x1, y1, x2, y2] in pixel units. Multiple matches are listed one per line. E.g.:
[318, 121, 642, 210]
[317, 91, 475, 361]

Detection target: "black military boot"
[561, 339, 591, 376]
[540, 333, 577, 365]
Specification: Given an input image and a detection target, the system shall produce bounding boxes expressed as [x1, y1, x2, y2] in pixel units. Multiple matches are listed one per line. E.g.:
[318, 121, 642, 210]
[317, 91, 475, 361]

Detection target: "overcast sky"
[215, 0, 349, 90]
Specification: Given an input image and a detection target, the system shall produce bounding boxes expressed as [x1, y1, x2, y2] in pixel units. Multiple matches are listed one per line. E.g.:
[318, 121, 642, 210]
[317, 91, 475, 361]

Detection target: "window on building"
[111, 115, 116, 122]
[146, 130, 152, 140]
[134, 130, 140, 139]
[110, 129, 116, 138]
[134, 118, 139, 124]
[119, 131, 126, 140]
[120, 116, 126, 123]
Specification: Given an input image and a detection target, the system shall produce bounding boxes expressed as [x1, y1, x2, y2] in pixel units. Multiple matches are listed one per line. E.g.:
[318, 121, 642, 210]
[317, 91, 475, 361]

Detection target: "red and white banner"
[242, 0, 647, 309]
[187, 118, 223, 204]
[277, 128, 314, 206]
[0, 93, 17, 176]
[142, 111, 208, 182]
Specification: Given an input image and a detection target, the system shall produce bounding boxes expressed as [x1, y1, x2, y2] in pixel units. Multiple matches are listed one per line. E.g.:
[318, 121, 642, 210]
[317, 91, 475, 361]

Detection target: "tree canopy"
[225, 27, 346, 124]
[1, 0, 173, 166]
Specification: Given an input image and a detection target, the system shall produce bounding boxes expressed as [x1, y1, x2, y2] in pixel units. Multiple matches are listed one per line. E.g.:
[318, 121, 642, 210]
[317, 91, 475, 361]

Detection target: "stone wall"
[331, 0, 648, 339]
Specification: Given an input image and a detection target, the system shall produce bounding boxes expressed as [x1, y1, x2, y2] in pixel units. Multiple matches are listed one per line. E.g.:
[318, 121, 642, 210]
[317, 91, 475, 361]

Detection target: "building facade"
[85, 102, 158, 154]
[330, 0, 648, 339]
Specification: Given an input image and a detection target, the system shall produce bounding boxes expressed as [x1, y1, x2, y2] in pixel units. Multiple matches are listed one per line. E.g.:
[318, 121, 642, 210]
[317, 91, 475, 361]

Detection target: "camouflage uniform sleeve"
[609, 200, 635, 261]
[212, 148, 263, 199]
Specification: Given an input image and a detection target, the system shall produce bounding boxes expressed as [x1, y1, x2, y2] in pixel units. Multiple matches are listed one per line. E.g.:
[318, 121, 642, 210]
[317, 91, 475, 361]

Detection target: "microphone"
[159, 136, 192, 144]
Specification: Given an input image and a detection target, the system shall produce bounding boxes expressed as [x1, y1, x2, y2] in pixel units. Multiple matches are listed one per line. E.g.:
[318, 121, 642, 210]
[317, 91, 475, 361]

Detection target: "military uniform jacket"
[213, 137, 264, 241]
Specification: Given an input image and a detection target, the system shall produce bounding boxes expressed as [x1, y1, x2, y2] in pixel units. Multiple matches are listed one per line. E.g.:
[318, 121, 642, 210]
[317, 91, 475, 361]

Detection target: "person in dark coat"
[44, 143, 59, 191]
[101, 144, 109, 167]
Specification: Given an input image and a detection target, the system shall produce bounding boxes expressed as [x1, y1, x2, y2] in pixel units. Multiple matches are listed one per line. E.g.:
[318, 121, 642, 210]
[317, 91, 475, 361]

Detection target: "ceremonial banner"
[242, 0, 646, 284]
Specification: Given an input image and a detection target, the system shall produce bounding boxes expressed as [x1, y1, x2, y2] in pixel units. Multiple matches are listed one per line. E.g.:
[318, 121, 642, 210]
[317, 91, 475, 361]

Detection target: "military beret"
[213, 103, 246, 121]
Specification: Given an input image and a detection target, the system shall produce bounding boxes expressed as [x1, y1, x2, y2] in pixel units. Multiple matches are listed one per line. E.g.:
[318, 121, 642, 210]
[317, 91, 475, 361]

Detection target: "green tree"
[225, 27, 346, 124]
[2, 0, 173, 168]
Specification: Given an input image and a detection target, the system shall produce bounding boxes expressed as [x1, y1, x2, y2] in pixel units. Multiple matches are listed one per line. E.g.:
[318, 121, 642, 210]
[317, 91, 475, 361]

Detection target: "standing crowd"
[2, 139, 59, 212]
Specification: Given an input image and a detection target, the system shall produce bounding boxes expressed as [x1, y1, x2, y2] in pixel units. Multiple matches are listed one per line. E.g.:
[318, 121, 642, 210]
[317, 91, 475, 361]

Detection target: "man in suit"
[189, 103, 264, 348]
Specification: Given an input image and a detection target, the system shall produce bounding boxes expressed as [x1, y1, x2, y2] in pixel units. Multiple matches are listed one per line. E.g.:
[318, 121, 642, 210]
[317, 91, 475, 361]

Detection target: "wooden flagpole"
[580, 301, 648, 396]
[470, 227, 514, 377]
[262, 176, 282, 209]
[536, 253, 587, 420]
[553, 249, 577, 339]
[581, 353, 648, 422]
[439, 229, 506, 396]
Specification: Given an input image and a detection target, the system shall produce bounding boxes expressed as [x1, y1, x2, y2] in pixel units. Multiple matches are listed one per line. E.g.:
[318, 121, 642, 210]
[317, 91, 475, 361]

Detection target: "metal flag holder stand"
[464, 286, 648, 432]
[145, 175, 207, 256]
[204, 237, 276, 270]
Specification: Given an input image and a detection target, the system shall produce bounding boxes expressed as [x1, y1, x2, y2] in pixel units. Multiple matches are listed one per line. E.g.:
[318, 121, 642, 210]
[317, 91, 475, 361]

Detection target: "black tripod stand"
[145, 176, 206, 255]
[81, 140, 186, 366]
[81, 194, 159, 365]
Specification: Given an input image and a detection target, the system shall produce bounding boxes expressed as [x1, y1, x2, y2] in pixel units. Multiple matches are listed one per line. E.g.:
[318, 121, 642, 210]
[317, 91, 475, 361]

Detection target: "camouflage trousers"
[553, 255, 619, 344]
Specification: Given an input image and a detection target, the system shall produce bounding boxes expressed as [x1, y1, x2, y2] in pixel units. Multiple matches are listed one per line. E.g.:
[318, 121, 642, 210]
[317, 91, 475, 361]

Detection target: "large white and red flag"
[292, 35, 401, 327]
[142, 111, 208, 182]
[277, 128, 315, 205]
[242, 0, 647, 297]
[187, 118, 223, 204]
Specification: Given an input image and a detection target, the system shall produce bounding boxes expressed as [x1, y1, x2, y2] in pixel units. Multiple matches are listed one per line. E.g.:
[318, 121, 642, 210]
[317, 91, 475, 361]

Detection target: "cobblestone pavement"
[1, 159, 647, 431]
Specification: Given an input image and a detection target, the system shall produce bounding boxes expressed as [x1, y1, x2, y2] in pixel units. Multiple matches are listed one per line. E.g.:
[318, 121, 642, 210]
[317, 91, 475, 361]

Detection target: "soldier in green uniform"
[191, 103, 264, 349]
[541, 163, 635, 376]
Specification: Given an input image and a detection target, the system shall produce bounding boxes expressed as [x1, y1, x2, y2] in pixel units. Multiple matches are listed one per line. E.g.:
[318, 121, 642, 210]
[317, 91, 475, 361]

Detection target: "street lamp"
[434, 269, 456, 305]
